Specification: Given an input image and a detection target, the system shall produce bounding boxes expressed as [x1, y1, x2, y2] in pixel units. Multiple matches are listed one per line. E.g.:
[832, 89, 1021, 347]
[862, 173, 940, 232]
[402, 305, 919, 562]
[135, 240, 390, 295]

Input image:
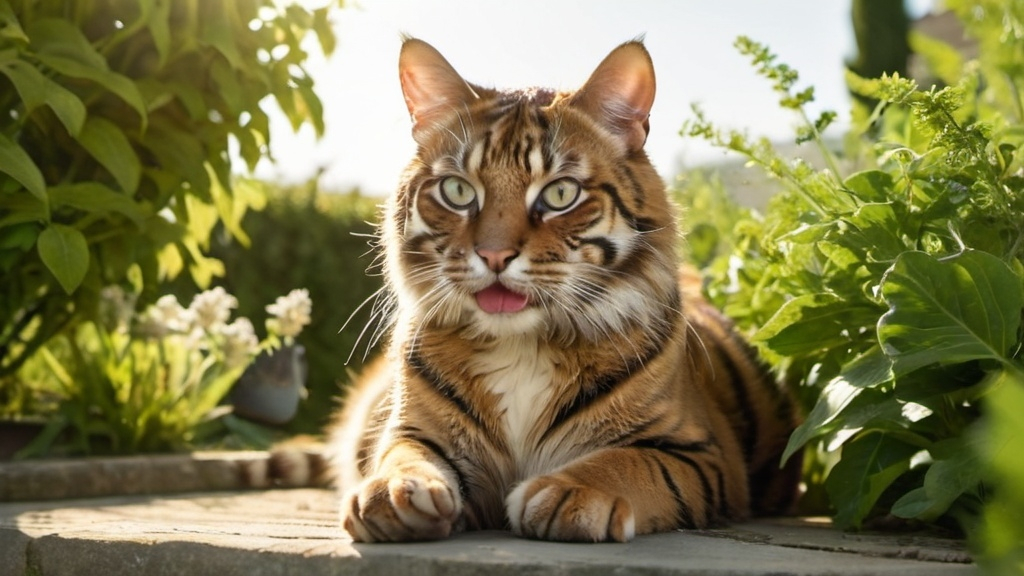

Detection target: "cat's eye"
[439, 176, 477, 210]
[538, 179, 582, 212]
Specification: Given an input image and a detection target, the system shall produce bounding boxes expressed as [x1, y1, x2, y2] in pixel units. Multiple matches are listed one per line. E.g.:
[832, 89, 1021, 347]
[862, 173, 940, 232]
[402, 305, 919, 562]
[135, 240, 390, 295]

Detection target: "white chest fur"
[473, 338, 555, 471]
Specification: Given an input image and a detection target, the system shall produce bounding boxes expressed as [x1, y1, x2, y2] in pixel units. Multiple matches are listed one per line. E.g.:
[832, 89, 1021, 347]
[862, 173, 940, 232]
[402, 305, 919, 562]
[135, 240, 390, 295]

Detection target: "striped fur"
[328, 38, 800, 543]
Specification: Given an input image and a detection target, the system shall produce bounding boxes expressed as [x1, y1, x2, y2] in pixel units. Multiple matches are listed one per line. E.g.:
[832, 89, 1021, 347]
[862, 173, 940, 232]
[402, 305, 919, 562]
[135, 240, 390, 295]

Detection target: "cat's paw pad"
[506, 475, 635, 542]
[340, 465, 462, 542]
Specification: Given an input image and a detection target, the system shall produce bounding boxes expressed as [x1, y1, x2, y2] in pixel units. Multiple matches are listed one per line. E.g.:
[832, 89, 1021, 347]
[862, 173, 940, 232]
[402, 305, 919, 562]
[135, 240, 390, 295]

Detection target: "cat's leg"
[340, 440, 464, 542]
[506, 442, 744, 542]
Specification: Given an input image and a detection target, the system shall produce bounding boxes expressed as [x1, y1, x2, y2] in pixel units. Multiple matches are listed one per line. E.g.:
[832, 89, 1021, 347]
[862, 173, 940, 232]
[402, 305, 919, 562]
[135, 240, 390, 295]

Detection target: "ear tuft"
[399, 38, 478, 143]
[570, 41, 656, 152]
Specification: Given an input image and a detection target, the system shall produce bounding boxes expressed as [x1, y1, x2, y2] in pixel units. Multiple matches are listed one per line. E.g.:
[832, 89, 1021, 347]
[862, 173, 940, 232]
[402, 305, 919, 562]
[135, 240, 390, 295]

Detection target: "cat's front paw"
[506, 475, 635, 542]
[340, 463, 463, 542]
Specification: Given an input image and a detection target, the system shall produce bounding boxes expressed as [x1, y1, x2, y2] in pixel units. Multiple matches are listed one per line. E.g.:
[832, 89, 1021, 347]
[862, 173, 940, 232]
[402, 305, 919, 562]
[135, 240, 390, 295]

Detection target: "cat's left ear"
[399, 37, 479, 143]
[571, 40, 655, 152]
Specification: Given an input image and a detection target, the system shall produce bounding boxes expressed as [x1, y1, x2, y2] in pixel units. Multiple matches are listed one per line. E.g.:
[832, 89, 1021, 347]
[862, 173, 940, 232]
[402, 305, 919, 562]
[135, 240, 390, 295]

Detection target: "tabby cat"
[329, 37, 801, 543]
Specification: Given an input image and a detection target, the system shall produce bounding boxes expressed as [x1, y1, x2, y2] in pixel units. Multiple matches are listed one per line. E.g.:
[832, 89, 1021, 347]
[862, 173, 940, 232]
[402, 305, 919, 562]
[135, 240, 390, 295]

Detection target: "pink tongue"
[475, 283, 529, 314]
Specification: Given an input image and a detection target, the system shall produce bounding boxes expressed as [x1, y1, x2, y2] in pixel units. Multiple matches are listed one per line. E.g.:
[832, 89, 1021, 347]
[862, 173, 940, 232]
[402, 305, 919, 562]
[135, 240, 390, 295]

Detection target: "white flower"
[99, 285, 136, 333]
[137, 295, 195, 337]
[189, 287, 238, 331]
[217, 317, 259, 369]
[266, 288, 312, 338]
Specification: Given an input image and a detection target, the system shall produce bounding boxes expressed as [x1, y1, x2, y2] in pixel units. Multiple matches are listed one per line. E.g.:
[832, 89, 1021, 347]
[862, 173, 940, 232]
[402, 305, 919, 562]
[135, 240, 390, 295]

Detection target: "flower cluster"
[135, 287, 311, 369]
[265, 288, 313, 340]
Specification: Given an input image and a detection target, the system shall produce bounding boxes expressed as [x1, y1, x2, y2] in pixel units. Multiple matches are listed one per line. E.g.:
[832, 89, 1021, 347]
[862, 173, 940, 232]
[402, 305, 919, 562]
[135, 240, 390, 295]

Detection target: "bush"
[0, 0, 335, 384]
[172, 182, 383, 435]
[679, 1, 1023, 562]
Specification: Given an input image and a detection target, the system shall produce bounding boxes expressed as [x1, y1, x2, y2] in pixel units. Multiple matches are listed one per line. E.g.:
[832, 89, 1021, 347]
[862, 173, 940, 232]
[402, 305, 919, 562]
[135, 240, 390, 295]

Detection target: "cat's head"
[384, 38, 679, 343]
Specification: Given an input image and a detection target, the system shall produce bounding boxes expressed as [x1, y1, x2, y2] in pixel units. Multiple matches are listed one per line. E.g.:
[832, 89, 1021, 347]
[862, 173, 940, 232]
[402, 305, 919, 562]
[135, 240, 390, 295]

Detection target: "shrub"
[172, 182, 383, 435]
[679, 2, 1023, 561]
[0, 0, 335, 385]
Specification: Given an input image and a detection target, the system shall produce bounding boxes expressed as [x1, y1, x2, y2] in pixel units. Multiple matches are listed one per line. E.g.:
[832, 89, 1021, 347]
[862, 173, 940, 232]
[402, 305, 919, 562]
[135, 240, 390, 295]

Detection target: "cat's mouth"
[474, 283, 529, 314]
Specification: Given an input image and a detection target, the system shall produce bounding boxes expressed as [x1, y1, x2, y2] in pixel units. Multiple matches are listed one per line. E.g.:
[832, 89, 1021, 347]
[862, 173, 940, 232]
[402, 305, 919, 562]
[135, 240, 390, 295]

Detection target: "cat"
[327, 37, 801, 543]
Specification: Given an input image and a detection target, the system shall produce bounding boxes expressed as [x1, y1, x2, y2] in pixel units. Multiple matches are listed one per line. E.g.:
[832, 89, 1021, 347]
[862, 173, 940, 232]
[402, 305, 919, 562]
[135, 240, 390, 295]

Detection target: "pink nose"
[475, 247, 519, 273]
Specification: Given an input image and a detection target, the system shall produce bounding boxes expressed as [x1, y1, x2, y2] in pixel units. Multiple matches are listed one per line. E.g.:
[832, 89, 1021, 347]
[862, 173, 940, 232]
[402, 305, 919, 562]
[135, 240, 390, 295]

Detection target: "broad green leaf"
[782, 346, 894, 462]
[0, 132, 48, 205]
[200, 8, 243, 70]
[836, 203, 905, 264]
[312, 7, 336, 55]
[35, 53, 148, 127]
[142, 0, 172, 67]
[842, 170, 893, 203]
[826, 432, 921, 529]
[892, 435, 984, 521]
[205, 163, 252, 247]
[210, 57, 242, 114]
[878, 250, 1024, 374]
[75, 117, 141, 193]
[27, 18, 107, 69]
[47, 182, 146, 225]
[0, 2, 28, 44]
[0, 189, 47, 227]
[0, 57, 86, 136]
[142, 123, 210, 195]
[37, 223, 89, 294]
[297, 80, 325, 137]
[756, 293, 855, 355]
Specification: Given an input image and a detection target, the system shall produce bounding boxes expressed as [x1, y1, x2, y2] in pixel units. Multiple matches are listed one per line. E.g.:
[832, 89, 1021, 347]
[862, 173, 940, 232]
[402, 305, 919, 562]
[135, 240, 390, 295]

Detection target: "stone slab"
[0, 489, 977, 576]
[0, 451, 277, 501]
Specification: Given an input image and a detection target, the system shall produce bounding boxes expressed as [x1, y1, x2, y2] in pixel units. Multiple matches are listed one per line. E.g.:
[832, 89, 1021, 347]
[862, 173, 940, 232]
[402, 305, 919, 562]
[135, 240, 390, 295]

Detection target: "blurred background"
[255, 0, 938, 197]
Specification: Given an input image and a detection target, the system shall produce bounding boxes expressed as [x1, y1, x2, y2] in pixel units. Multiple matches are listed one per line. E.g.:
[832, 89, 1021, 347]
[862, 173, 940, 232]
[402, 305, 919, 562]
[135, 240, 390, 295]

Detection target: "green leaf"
[48, 182, 146, 225]
[0, 132, 48, 206]
[75, 117, 141, 193]
[27, 18, 107, 69]
[756, 293, 850, 355]
[312, 7, 336, 56]
[35, 53, 148, 127]
[836, 203, 906, 264]
[842, 170, 893, 203]
[826, 432, 921, 529]
[782, 346, 894, 462]
[892, 435, 984, 521]
[878, 250, 1024, 375]
[0, 57, 86, 136]
[0, 188, 47, 227]
[0, 2, 29, 44]
[143, 0, 172, 67]
[37, 223, 89, 294]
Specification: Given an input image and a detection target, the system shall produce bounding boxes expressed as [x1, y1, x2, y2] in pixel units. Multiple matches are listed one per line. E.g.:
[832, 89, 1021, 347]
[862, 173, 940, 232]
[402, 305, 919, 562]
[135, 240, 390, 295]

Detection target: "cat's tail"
[245, 436, 333, 489]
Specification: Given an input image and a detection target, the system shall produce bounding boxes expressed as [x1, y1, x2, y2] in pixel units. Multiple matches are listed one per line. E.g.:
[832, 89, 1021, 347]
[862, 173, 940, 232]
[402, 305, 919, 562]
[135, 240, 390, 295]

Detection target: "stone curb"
[0, 453, 977, 575]
[0, 451, 277, 501]
[0, 489, 977, 576]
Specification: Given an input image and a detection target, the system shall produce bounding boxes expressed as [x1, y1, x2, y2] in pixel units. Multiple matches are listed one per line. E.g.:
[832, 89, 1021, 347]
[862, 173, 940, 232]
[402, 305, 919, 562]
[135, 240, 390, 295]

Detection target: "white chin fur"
[470, 306, 546, 338]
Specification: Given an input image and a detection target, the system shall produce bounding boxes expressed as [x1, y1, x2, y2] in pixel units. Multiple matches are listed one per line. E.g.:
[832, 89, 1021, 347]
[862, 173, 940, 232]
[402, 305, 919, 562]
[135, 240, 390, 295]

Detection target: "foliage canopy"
[0, 0, 336, 381]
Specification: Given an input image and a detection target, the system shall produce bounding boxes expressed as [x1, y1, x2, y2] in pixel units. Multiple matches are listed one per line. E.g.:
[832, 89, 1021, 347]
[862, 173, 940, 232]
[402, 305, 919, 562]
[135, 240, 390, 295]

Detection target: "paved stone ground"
[0, 453, 978, 576]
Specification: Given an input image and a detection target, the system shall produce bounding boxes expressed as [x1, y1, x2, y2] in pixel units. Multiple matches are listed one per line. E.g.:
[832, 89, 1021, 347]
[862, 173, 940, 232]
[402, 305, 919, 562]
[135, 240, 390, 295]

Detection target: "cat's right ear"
[399, 38, 478, 143]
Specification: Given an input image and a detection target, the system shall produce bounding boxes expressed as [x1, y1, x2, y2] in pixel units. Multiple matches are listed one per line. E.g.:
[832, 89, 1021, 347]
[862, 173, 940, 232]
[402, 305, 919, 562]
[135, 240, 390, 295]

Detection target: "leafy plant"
[0, 0, 336, 384]
[169, 182, 383, 435]
[680, 5, 1024, 551]
[17, 284, 312, 456]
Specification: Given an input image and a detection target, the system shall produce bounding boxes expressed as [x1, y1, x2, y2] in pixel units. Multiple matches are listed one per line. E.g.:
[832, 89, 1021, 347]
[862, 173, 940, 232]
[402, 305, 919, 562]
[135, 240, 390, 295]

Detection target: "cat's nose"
[475, 247, 519, 273]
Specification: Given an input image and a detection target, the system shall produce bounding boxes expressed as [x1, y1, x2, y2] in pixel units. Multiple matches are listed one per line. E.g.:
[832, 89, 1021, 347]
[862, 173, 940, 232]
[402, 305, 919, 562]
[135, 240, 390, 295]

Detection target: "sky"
[252, 0, 936, 194]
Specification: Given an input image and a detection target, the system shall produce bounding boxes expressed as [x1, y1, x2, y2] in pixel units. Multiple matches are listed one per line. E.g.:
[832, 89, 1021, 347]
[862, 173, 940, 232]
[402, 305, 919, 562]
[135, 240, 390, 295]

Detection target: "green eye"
[439, 176, 477, 210]
[539, 178, 581, 212]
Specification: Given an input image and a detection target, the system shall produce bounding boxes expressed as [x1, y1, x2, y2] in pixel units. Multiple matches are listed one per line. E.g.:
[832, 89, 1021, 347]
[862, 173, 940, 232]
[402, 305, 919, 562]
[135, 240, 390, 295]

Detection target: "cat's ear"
[571, 40, 656, 152]
[399, 38, 479, 143]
